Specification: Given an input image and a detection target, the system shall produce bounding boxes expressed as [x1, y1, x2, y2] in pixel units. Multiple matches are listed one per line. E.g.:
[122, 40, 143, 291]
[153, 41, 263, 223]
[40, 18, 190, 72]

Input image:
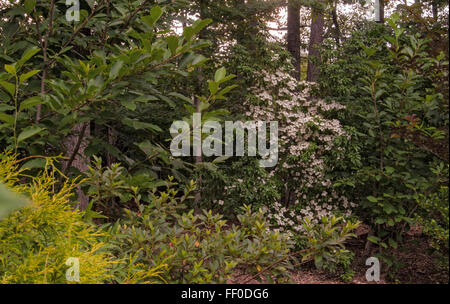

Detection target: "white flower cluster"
[243, 62, 356, 232]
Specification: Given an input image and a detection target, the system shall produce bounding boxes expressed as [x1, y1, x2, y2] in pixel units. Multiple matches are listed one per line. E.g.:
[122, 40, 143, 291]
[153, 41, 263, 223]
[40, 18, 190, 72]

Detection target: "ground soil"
[229, 234, 449, 284]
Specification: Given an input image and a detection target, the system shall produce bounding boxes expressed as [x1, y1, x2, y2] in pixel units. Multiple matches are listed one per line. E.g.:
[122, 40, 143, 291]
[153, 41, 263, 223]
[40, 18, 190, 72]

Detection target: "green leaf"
[0, 104, 14, 111]
[217, 84, 238, 97]
[374, 217, 386, 225]
[0, 80, 15, 97]
[212, 155, 230, 163]
[314, 255, 323, 269]
[122, 119, 162, 133]
[0, 112, 14, 125]
[0, 183, 29, 219]
[121, 100, 136, 111]
[19, 70, 40, 83]
[141, 6, 163, 28]
[18, 47, 40, 66]
[191, 19, 212, 35]
[17, 126, 43, 143]
[19, 96, 43, 111]
[24, 0, 36, 14]
[388, 238, 398, 249]
[384, 166, 395, 175]
[366, 196, 378, 203]
[109, 60, 124, 79]
[20, 158, 46, 170]
[214, 67, 226, 83]
[168, 92, 192, 104]
[167, 36, 179, 55]
[367, 236, 380, 244]
[133, 95, 159, 103]
[383, 203, 396, 215]
[191, 54, 207, 66]
[208, 81, 218, 95]
[4, 64, 16, 75]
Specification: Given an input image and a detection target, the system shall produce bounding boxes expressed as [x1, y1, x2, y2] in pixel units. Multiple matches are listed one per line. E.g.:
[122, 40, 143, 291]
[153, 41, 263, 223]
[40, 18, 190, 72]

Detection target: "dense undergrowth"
[0, 1, 448, 283]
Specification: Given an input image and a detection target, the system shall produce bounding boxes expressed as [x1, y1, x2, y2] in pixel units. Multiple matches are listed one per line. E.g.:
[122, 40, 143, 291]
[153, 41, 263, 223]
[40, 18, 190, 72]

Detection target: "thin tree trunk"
[375, 0, 385, 23]
[193, 0, 208, 204]
[287, 0, 301, 80]
[63, 122, 91, 210]
[306, 1, 324, 82]
[432, 1, 438, 21]
[331, 7, 340, 46]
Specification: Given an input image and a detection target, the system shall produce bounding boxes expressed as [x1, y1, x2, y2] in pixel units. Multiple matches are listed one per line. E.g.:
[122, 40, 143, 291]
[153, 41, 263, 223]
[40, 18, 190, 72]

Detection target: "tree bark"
[331, 7, 340, 46]
[375, 0, 385, 23]
[63, 122, 91, 210]
[432, 1, 438, 21]
[287, 0, 301, 80]
[306, 1, 324, 82]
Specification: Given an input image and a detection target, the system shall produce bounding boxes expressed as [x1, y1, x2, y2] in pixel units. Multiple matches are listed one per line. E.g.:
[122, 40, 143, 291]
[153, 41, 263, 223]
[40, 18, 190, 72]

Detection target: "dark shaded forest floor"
[229, 233, 449, 284]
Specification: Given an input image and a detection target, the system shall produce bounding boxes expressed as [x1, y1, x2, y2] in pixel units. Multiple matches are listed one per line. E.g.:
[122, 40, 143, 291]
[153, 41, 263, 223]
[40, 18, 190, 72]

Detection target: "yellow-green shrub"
[0, 152, 114, 283]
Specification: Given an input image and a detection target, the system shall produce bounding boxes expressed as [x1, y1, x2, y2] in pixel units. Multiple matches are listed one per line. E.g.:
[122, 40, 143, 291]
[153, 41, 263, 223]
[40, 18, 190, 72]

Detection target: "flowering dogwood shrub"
[243, 58, 358, 233]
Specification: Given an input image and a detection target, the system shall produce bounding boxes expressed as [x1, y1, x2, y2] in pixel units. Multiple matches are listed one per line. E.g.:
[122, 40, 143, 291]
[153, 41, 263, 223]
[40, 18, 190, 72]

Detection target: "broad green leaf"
[167, 36, 179, 55]
[208, 81, 218, 95]
[191, 54, 207, 66]
[0, 80, 15, 97]
[169, 92, 192, 104]
[122, 119, 162, 133]
[109, 60, 124, 79]
[18, 47, 40, 65]
[214, 67, 226, 83]
[388, 238, 398, 249]
[0, 183, 29, 219]
[0, 112, 14, 125]
[314, 255, 323, 269]
[141, 6, 163, 28]
[121, 100, 136, 111]
[24, 0, 36, 14]
[19, 96, 43, 111]
[4, 64, 16, 75]
[20, 158, 46, 170]
[0, 104, 14, 111]
[217, 84, 238, 97]
[374, 217, 386, 225]
[19, 70, 40, 83]
[366, 196, 378, 203]
[17, 126, 43, 143]
[191, 19, 212, 35]
[384, 166, 395, 175]
[367, 236, 380, 244]
[133, 95, 159, 103]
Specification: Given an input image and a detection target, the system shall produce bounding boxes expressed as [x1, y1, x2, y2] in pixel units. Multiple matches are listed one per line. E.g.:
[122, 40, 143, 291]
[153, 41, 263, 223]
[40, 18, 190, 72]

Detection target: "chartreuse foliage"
[0, 152, 116, 283]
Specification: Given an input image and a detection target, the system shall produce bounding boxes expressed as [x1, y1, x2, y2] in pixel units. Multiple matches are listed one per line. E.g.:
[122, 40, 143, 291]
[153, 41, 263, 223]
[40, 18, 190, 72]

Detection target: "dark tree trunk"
[287, 0, 301, 80]
[376, 0, 385, 23]
[432, 1, 438, 21]
[331, 7, 340, 46]
[306, 1, 324, 82]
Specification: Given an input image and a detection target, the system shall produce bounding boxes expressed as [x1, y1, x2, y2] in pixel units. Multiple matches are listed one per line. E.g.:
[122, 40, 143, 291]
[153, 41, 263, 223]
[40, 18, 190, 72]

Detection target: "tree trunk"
[331, 7, 340, 46]
[287, 0, 301, 80]
[375, 0, 385, 23]
[306, 1, 324, 82]
[63, 122, 90, 210]
[432, 1, 438, 21]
